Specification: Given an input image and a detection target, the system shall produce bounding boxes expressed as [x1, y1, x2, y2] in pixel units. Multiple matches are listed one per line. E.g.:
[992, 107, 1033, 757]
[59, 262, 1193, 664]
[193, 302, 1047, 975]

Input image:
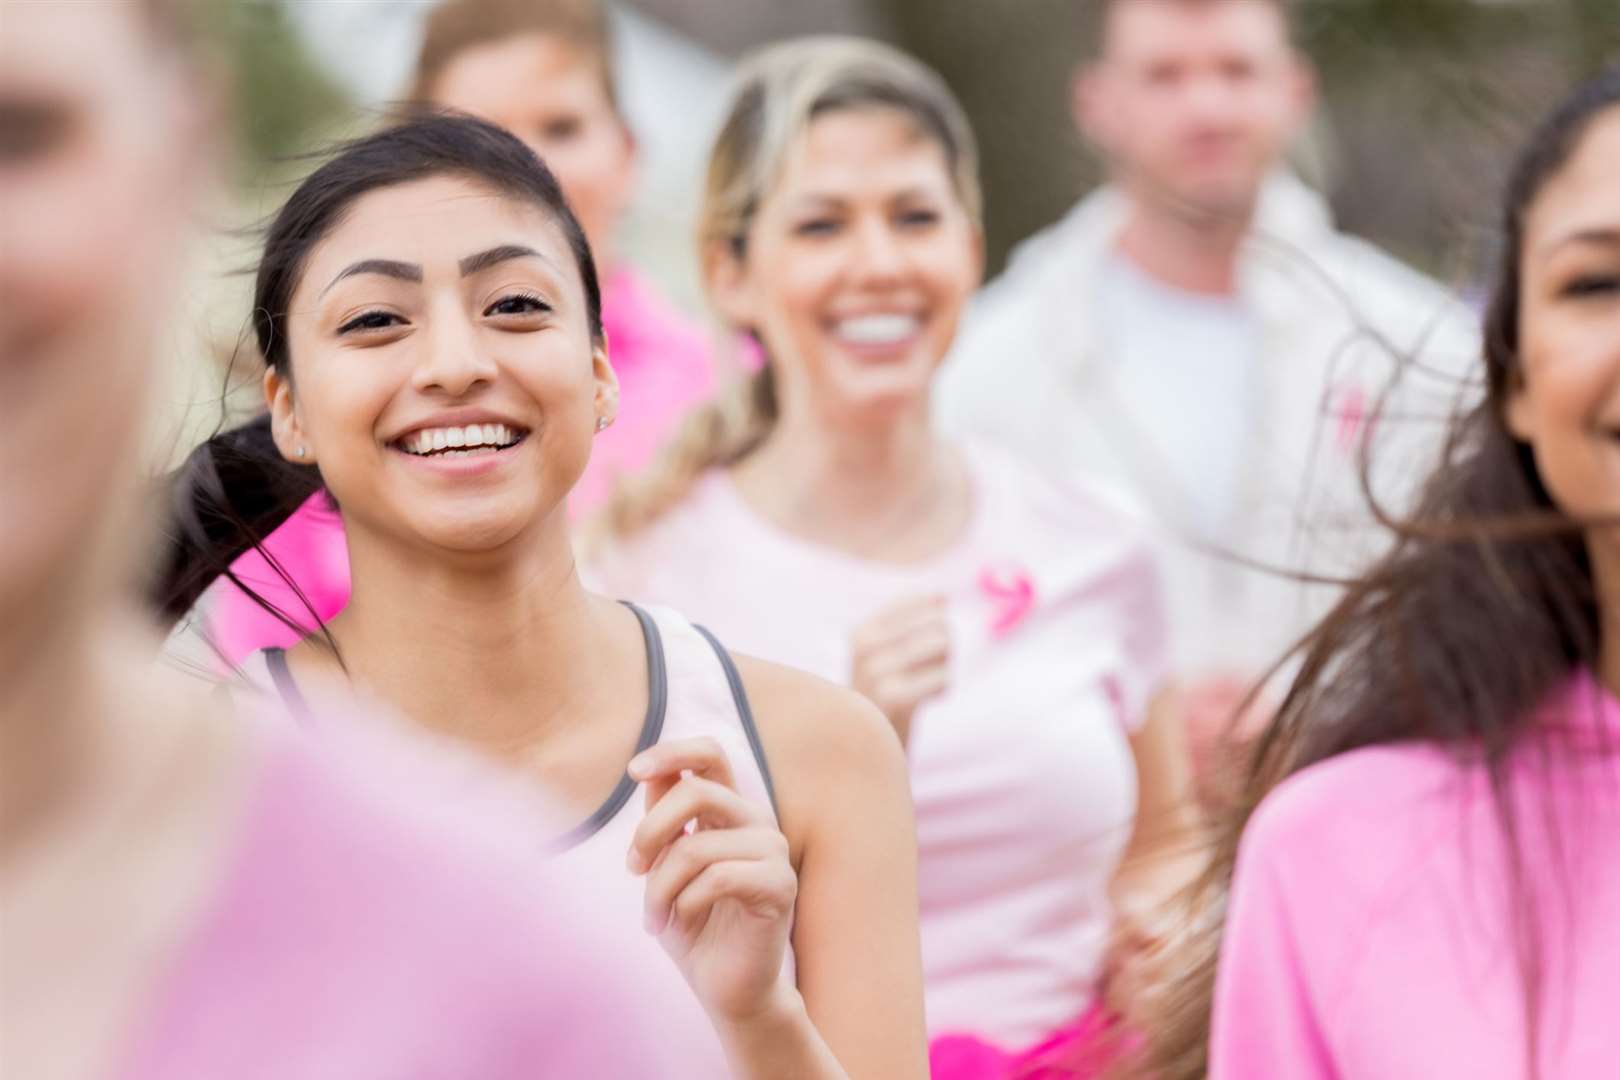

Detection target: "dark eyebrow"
[459, 244, 549, 277]
[1541, 227, 1620, 259]
[320, 258, 422, 298]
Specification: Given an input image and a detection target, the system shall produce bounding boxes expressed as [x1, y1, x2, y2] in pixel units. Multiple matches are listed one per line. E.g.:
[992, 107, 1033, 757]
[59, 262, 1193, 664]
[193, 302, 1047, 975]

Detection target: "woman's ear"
[263, 367, 314, 464]
[592, 333, 620, 430]
[702, 237, 757, 332]
[1504, 367, 1538, 445]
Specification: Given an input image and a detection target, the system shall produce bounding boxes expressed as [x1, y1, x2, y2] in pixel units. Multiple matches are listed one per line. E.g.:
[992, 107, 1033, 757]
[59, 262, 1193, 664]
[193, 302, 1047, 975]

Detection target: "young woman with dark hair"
[1136, 66, 1620, 1080]
[202, 0, 719, 664]
[155, 112, 927, 1079]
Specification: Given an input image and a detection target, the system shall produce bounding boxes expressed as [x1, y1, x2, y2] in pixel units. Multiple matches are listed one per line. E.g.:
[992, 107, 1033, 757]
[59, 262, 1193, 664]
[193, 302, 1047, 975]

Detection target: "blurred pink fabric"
[206, 266, 714, 663]
[1210, 671, 1620, 1078]
[113, 712, 663, 1080]
[929, 1001, 1130, 1079]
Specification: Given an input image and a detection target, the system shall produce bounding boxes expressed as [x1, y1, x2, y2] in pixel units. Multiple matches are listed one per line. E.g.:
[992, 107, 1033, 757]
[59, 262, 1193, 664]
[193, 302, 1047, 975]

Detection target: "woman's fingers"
[851, 594, 948, 655]
[641, 827, 793, 934]
[857, 623, 950, 682]
[629, 735, 737, 790]
[627, 773, 766, 874]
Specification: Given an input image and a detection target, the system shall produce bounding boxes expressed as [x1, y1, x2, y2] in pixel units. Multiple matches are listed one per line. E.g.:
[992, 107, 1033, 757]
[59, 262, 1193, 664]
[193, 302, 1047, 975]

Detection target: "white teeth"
[834, 314, 921, 346]
[401, 423, 523, 456]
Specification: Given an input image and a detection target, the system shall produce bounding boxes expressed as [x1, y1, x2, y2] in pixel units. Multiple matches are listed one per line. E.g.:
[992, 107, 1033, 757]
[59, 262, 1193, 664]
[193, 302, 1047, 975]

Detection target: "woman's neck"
[0, 602, 99, 860]
[731, 397, 971, 563]
[320, 512, 633, 754]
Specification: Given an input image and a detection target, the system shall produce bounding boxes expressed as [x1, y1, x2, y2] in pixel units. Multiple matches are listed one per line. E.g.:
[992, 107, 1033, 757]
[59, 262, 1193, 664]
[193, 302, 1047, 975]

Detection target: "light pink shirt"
[587, 442, 1167, 1049]
[1211, 673, 1620, 1079]
[205, 266, 714, 663]
[114, 717, 663, 1080]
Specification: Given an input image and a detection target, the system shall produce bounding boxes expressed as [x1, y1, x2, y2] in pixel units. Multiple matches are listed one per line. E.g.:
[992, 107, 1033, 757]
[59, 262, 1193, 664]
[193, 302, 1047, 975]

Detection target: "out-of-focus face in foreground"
[1507, 108, 1620, 534]
[0, 2, 200, 612]
[1078, 0, 1312, 223]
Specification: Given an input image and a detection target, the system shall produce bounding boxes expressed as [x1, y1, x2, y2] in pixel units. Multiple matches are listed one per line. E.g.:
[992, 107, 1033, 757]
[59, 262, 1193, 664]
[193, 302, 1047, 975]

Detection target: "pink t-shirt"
[586, 442, 1167, 1049]
[113, 718, 663, 1080]
[205, 266, 714, 663]
[1210, 672, 1620, 1079]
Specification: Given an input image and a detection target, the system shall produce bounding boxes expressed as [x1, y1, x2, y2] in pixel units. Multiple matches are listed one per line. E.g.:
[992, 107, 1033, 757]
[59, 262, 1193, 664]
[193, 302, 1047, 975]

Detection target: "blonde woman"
[588, 37, 1195, 1076]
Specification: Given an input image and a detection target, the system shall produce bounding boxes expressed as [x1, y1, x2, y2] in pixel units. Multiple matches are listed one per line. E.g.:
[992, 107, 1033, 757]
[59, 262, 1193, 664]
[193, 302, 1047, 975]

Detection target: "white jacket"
[936, 174, 1481, 675]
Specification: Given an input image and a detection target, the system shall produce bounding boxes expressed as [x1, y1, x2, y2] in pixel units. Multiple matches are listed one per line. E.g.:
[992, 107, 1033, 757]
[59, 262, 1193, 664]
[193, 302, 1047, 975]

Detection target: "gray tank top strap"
[551, 602, 668, 850]
[253, 603, 670, 852]
[691, 624, 782, 824]
[261, 647, 312, 723]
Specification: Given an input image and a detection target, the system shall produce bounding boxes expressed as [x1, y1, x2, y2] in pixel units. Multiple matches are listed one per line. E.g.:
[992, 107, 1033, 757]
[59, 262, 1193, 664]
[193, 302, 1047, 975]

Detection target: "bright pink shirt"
[587, 442, 1167, 1049]
[205, 267, 713, 663]
[113, 718, 662, 1080]
[1210, 673, 1620, 1079]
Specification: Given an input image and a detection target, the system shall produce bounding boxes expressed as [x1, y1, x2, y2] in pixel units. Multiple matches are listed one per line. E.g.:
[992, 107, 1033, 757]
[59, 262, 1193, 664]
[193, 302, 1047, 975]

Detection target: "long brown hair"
[593, 36, 982, 542]
[1134, 66, 1620, 1080]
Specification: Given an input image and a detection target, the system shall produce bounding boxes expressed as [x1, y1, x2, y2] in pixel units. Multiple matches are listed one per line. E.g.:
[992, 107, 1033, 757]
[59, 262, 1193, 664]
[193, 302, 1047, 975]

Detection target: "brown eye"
[540, 116, 582, 142]
[794, 219, 840, 237]
[338, 310, 404, 334]
[1562, 275, 1620, 299]
[484, 293, 549, 317]
[0, 101, 73, 166]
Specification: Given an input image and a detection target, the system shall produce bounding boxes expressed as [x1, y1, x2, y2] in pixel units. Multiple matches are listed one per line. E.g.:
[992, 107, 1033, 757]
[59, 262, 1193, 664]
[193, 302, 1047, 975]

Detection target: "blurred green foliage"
[881, 0, 1620, 278]
[202, 0, 353, 180]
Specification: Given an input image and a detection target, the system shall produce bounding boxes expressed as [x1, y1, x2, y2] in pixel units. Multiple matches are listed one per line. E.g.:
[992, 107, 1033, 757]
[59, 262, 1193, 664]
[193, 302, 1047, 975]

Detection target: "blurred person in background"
[1134, 65, 1620, 1080]
[155, 114, 927, 1079]
[208, 0, 717, 664]
[0, 5, 670, 1079]
[587, 37, 1195, 1077]
[936, 0, 1478, 778]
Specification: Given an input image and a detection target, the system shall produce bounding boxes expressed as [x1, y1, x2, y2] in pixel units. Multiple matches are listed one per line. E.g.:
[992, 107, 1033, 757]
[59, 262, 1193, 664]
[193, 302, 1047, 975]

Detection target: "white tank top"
[242, 602, 793, 1078]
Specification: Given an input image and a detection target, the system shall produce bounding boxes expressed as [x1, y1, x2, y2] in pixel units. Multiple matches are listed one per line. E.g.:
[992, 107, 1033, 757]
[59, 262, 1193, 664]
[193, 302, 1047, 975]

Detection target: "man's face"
[1078, 0, 1312, 222]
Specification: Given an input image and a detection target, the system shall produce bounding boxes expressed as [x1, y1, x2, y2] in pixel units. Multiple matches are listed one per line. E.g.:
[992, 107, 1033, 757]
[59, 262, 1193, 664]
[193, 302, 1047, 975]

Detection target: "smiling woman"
[154, 113, 928, 1080]
[584, 38, 1189, 1077]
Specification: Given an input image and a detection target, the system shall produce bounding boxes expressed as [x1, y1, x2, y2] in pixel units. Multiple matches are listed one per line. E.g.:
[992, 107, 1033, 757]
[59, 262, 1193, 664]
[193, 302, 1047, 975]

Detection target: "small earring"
[296, 446, 306, 459]
[595, 416, 611, 432]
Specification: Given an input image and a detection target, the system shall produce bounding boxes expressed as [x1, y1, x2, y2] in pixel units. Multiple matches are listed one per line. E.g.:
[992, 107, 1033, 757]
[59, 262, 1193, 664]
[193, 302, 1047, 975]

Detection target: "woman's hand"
[849, 595, 950, 746]
[627, 737, 797, 1026]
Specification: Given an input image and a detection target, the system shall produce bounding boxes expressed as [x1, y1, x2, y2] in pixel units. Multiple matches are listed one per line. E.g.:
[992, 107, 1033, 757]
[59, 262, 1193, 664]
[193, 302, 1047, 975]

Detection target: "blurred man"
[937, 0, 1476, 727]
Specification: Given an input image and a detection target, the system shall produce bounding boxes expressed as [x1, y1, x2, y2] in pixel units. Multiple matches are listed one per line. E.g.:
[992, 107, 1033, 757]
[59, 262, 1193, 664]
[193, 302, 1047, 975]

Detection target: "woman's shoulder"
[731, 653, 910, 834]
[1238, 742, 1465, 885]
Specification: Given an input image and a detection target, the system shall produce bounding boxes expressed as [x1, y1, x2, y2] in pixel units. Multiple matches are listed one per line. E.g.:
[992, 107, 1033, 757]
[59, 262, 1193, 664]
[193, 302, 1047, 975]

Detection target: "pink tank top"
[246, 602, 792, 1077]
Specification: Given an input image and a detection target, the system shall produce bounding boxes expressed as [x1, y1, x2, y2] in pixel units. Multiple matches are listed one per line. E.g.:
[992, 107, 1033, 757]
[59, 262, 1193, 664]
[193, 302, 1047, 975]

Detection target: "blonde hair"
[599, 36, 981, 540]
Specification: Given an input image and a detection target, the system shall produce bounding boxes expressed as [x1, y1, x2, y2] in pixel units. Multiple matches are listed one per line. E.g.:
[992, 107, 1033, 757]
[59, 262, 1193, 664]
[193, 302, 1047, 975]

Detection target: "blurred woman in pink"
[586, 37, 1196, 1076]
[0, 6, 663, 1078]
[1136, 67, 1620, 1080]
[206, 0, 714, 661]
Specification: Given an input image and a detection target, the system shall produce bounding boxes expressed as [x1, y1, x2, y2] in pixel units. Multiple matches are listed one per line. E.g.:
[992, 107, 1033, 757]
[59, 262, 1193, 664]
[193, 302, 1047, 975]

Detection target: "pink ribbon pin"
[1335, 381, 1369, 455]
[979, 565, 1035, 639]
